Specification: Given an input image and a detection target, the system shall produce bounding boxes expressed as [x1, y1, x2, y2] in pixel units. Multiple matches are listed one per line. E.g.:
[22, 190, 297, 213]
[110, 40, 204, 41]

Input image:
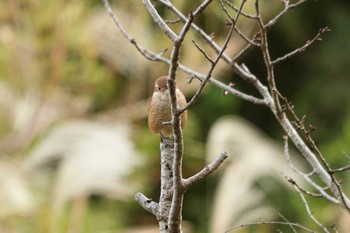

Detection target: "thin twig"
[290, 176, 331, 233]
[221, 0, 260, 46]
[274, 210, 297, 233]
[192, 40, 214, 64]
[255, 0, 283, 117]
[265, 0, 310, 29]
[272, 27, 331, 65]
[233, 26, 260, 46]
[223, 0, 258, 19]
[225, 220, 316, 233]
[102, 0, 153, 59]
[331, 164, 350, 174]
[232, 33, 259, 61]
[178, 0, 248, 114]
[165, 18, 181, 24]
[285, 175, 323, 198]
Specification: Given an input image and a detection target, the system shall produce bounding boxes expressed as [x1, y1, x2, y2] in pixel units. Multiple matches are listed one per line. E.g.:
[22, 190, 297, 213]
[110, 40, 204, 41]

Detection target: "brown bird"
[148, 76, 187, 139]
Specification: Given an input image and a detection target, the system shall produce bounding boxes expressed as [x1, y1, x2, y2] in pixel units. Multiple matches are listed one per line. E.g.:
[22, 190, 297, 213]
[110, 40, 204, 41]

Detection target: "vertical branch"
[158, 143, 175, 232]
[166, 13, 195, 233]
[167, 2, 215, 231]
[254, 0, 282, 116]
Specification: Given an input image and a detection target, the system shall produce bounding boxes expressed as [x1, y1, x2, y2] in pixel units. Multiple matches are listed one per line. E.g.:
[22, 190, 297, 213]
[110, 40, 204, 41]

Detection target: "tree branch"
[265, 0, 310, 29]
[223, 0, 258, 19]
[183, 151, 228, 189]
[226, 220, 316, 233]
[271, 27, 331, 65]
[283, 136, 340, 204]
[164, 2, 215, 232]
[134, 192, 158, 216]
[158, 141, 175, 232]
[178, 0, 247, 114]
[142, 0, 177, 41]
[289, 176, 331, 233]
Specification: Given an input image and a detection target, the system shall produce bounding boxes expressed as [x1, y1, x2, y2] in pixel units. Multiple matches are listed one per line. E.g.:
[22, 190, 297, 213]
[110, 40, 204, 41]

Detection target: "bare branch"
[157, 0, 271, 99]
[108, 1, 258, 110]
[283, 135, 340, 204]
[179, 0, 248, 114]
[220, 0, 255, 49]
[265, 0, 310, 29]
[225, 220, 316, 233]
[177, 63, 266, 105]
[183, 151, 228, 189]
[192, 40, 214, 64]
[165, 18, 181, 24]
[331, 164, 350, 174]
[231, 36, 256, 61]
[102, 0, 132, 41]
[94, 4, 259, 104]
[233, 26, 261, 47]
[102, 0, 168, 62]
[192, 0, 214, 16]
[281, 96, 350, 210]
[255, 0, 283, 116]
[134, 192, 158, 216]
[221, 0, 260, 49]
[285, 176, 323, 198]
[223, 0, 258, 19]
[165, 2, 216, 231]
[250, 1, 350, 211]
[158, 0, 236, 66]
[272, 27, 331, 65]
[290, 176, 331, 233]
[158, 141, 175, 232]
[274, 210, 299, 233]
[142, 0, 177, 41]
[104, 34, 265, 105]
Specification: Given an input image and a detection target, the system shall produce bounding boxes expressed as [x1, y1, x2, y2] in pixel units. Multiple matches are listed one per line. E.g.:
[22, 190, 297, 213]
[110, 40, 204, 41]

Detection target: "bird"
[148, 76, 187, 141]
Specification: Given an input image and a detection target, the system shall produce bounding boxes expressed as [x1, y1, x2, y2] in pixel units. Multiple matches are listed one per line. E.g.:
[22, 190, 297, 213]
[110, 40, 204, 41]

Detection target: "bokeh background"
[0, 0, 349, 232]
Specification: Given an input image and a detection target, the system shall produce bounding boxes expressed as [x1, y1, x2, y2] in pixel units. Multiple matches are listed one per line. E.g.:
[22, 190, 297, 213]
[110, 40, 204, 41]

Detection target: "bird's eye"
[157, 87, 161, 91]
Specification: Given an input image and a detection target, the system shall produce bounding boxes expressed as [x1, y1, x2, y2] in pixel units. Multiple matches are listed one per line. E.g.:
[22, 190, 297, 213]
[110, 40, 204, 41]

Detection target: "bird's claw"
[160, 134, 174, 148]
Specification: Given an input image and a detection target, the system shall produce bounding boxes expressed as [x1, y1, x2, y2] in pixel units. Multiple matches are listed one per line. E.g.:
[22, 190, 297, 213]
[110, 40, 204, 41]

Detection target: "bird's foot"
[160, 134, 174, 148]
